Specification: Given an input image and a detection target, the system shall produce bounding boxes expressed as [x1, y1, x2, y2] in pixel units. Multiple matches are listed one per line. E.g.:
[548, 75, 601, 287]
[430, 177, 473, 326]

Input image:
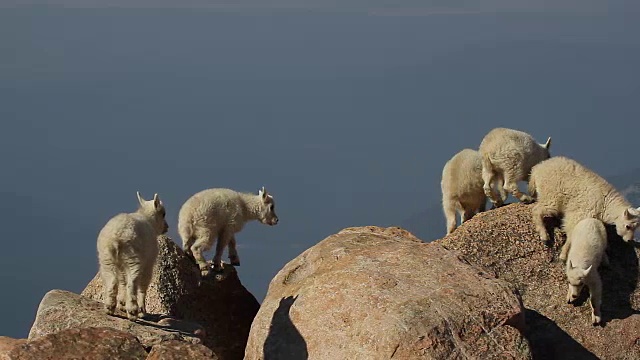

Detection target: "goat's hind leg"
[443, 198, 458, 235]
[124, 265, 141, 321]
[99, 261, 118, 316]
[482, 166, 502, 207]
[116, 270, 127, 313]
[495, 175, 508, 204]
[192, 228, 214, 277]
[503, 172, 533, 204]
[135, 260, 155, 318]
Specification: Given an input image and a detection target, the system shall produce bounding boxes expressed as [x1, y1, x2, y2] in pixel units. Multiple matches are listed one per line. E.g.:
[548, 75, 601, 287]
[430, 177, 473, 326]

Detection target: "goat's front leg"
[589, 276, 603, 326]
[228, 235, 240, 266]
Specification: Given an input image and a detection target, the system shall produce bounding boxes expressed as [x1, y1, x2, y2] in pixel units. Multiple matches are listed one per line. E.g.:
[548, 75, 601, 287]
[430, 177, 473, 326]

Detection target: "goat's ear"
[153, 193, 161, 209]
[544, 137, 551, 150]
[137, 191, 146, 206]
[624, 208, 640, 219]
[259, 186, 267, 199]
[583, 264, 593, 277]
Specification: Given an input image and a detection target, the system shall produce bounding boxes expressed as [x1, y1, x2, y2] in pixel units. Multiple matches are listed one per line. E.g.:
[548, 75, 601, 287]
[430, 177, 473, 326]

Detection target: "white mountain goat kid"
[441, 148, 506, 235]
[478, 127, 551, 207]
[560, 217, 609, 326]
[528, 156, 640, 243]
[178, 186, 279, 276]
[97, 192, 168, 321]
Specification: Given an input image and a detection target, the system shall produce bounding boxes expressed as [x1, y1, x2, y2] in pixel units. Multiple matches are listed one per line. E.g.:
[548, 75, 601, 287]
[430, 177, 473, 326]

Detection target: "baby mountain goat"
[478, 127, 551, 207]
[97, 192, 168, 321]
[560, 218, 609, 326]
[441, 148, 506, 235]
[178, 186, 279, 276]
[529, 156, 640, 243]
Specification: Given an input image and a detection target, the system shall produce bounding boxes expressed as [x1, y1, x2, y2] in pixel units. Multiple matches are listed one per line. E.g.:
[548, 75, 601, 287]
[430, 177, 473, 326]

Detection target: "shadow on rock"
[524, 309, 598, 360]
[263, 295, 308, 360]
[172, 263, 260, 360]
[543, 216, 563, 251]
[599, 225, 640, 324]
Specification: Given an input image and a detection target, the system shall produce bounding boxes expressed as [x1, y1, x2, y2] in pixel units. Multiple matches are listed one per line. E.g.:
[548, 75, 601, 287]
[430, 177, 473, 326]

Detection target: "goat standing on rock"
[178, 186, 279, 276]
[441, 148, 506, 235]
[97, 192, 168, 321]
[478, 127, 551, 207]
[560, 217, 609, 326]
[528, 156, 640, 243]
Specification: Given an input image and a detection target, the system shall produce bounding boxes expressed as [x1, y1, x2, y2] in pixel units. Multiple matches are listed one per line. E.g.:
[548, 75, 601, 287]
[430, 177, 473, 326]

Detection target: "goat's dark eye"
[626, 224, 632, 230]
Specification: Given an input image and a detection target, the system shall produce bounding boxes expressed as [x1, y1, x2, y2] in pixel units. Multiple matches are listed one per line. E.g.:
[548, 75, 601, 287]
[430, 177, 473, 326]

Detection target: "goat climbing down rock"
[560, 217, 609, 326]
[178, 186, 279, 276]
[528, 156, 640, 243]
[96, 191, 168, 321]
[441, 148, 506, 235]
[478, 127, 551, 206]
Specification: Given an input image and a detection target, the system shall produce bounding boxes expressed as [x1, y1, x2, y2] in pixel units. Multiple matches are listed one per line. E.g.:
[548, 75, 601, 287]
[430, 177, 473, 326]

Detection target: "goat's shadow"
[263, 295, 308, 360]
[597, 225, 640, 325]
[107, 312, 202, 336]
[524, 309, 599, 360]
[542, 216, 563, 250]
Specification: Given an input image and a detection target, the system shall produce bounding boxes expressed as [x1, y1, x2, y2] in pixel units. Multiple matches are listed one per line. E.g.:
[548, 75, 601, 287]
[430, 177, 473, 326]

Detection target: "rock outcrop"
[9, 327, 148, 360]
[28, 289, 203, 349]
[3, 327, 217, 360]
[245, 226, 531, 359]
[439, 202, 640, 360]
[0, 337, 27, 360]
[81, 235, 260, 360]
[17, 202, 635, 359]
